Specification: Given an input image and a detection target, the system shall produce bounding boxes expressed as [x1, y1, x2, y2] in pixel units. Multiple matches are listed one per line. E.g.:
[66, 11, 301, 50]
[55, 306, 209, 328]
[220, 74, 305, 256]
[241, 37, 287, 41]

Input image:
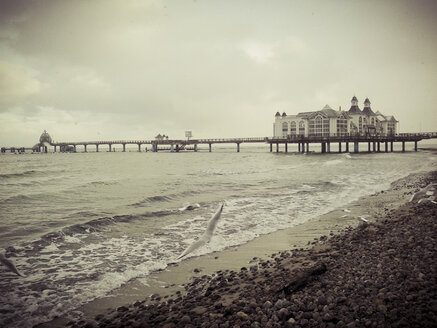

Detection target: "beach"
[63, 170, 437, 327]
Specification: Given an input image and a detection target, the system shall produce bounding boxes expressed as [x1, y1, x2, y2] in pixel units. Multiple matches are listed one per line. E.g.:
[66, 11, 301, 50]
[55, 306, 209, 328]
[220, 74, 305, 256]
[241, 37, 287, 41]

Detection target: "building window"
[309, 115, 329, 136]
[282, 122, 288, 134]
[371, 118, 375, 125]
[387, 122, 395, 135]
[290, 121, 296, 135]
[299, 121, 305, 136]
[337, 117, 348, 136]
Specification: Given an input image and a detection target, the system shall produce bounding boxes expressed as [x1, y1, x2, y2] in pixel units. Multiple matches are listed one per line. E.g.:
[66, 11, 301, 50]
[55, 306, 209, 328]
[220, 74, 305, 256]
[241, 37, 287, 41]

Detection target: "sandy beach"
[53, 169, 437, 328]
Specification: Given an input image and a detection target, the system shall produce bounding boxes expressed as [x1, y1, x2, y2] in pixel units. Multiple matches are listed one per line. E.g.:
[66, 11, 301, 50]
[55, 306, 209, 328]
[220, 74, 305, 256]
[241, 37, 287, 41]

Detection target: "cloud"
[0, 60, 43, 109]
[240, 41, 275, 64]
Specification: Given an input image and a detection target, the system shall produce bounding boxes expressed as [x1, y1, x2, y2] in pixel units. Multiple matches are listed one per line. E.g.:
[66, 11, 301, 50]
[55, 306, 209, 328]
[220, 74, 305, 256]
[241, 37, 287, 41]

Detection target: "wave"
[0, 170, 39, 180]
[31, 209, 178, 246]
[130, 195, 174, 207]
[2, 192, 67, 204]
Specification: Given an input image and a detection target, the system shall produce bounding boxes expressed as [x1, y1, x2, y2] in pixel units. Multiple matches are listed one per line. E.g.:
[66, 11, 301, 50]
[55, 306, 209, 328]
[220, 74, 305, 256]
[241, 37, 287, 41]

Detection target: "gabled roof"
[320, 104, 339, 118]
[376, 114, 386, 122]
[385, 115, 398, 122]
[297, 107, 348, 119]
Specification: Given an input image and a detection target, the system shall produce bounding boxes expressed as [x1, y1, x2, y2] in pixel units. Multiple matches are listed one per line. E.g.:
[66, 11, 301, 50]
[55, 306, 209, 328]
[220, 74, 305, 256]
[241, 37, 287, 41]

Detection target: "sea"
[0, 144, 435, 327]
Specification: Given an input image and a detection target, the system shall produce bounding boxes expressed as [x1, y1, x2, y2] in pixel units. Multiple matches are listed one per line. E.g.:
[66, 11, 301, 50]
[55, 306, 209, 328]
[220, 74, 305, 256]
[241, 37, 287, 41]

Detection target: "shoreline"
[42, 169, 436, 327]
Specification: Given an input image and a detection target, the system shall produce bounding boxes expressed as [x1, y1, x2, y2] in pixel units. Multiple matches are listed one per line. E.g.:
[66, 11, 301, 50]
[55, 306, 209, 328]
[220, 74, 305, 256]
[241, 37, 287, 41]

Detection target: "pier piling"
[354, 142, 359, 153]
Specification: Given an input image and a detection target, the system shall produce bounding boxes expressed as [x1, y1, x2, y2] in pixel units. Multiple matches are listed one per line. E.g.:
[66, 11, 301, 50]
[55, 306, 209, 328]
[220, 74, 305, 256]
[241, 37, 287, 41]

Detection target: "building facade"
[273, 96, 398, 138]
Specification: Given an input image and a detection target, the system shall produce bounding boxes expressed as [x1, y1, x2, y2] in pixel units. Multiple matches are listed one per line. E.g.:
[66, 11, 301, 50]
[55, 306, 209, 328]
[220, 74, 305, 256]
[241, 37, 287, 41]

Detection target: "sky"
[0, 0, 436, 146]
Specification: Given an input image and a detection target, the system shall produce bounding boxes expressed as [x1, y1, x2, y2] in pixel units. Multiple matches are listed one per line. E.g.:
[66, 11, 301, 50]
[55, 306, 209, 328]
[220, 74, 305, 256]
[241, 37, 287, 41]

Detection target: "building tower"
[348, 96, 361, 114]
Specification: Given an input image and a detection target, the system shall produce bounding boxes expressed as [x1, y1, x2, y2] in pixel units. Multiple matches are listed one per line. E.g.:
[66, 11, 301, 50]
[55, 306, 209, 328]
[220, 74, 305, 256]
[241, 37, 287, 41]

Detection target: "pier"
[1, 133, 436, 154]
[267, 133, 437, 154]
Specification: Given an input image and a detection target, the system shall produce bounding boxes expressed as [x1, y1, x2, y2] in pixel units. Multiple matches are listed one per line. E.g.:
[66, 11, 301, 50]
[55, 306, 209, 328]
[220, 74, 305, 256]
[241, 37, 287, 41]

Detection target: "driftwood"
[277, 262, 327, 295]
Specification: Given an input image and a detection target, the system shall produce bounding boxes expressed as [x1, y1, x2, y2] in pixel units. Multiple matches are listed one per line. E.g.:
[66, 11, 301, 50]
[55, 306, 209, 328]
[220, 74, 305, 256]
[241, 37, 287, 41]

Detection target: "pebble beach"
[69, 170, 437, 328]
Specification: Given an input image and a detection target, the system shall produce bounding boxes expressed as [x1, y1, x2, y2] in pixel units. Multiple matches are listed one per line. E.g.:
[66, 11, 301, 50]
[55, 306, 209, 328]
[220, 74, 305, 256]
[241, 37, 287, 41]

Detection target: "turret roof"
[362, 107, 376, 116]
[348, 105, 362, 114]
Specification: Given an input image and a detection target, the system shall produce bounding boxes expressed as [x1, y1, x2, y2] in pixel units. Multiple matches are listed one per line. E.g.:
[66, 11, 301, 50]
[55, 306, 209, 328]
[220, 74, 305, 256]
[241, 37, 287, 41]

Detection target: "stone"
[235, 312, 248, 321]
[277, 308, 289, 321]
[180, 315, 191, 324]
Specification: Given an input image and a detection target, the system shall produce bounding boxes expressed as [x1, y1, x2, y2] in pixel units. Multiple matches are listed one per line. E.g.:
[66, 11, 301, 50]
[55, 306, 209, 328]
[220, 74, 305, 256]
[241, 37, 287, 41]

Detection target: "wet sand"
[45, 170, 436, 327]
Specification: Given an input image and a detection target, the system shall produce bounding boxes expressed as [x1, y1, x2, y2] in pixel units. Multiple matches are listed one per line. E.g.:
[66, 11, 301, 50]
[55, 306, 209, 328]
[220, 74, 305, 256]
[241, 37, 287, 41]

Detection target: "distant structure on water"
[273, 96, 398, 138]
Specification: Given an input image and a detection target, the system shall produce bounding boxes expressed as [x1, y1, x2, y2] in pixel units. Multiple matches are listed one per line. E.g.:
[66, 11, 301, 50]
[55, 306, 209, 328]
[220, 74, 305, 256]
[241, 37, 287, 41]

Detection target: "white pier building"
[273, 96, 398, 138]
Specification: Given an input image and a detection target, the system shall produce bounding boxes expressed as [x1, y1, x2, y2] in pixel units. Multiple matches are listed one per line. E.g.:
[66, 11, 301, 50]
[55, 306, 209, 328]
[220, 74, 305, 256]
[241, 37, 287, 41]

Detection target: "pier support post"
[270, 143, 272, 152]
[373, 142, 376, 152]
[84, 145, 87, 152]
[209, 144, 212, 152]
[276, 143, 279, 153]
[391, 142, 393, 152]
[109, 144, 112, 152]
[194, 144, 198, 152]
[402, 141, 405, 152]
[377, 142, 380, 152]
[54, 145, 57, 153]
[306, 142, 309, 153]
[236, 143, 240, 153]
[338, 142, 342, 153]
[414, 141, 418, 152]
[285, 143, 288, 153]
[385, 141, 388, 152]
[327, 142, 330, 153]
[345, 142, 349, 153]
[321, 142, 325, 153]
[96, 144, 99, 152]
[122, 144, 126, 152]
[354, 142, 359, 153]
[138, 144, 141, 152]
[45, 146, 48, 153]
[368, 142, 371, 152]
[298, 143, 301, 153]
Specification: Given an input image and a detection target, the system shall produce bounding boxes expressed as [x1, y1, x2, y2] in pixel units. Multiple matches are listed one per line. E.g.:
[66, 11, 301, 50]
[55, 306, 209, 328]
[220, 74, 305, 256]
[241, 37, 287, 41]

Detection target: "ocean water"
[0, 146, 435, 327]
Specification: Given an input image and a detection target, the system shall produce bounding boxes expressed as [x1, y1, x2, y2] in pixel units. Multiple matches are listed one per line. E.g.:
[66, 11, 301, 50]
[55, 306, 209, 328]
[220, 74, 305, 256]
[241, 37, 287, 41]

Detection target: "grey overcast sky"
[0, 0, 436, 145]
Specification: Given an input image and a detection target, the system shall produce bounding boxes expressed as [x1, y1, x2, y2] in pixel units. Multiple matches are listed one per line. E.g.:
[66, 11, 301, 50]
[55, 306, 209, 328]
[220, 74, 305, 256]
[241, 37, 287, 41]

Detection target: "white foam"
[40, 243, 59, 253]
[63, 235, 82, 244]
[324, 159, 344, 166]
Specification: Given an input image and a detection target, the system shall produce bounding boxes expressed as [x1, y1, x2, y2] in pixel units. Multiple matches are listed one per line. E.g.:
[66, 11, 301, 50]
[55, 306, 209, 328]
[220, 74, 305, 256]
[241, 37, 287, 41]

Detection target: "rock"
[274, 299, 283, 309]
[117, 306, 128, 312]
[263, 301, 272, 309]
[236, 311, 249, 320]
[277, 308, 289, 321]
[180, 315, 191, 324]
